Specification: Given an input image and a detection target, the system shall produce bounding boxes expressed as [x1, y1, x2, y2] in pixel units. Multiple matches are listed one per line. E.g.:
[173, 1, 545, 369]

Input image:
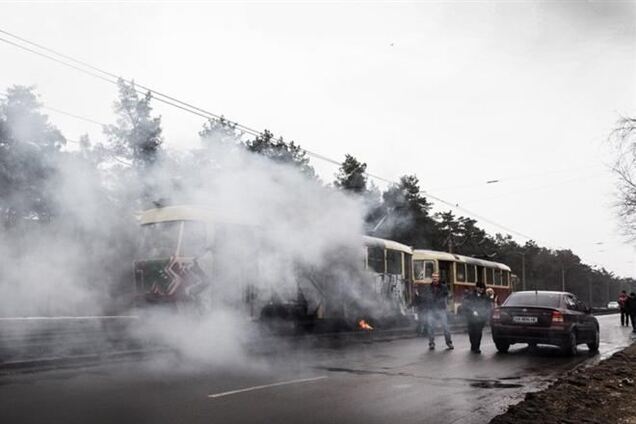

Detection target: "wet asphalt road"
[0, 314, 633, 424]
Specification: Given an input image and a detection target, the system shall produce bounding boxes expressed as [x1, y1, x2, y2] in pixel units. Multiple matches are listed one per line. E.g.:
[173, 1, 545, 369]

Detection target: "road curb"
[0, 349, 168, 375]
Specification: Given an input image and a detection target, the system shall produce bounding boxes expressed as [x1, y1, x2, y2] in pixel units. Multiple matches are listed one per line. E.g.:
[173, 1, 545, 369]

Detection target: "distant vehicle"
[607, 301, 620, 310]
[491, 291, 599, 356]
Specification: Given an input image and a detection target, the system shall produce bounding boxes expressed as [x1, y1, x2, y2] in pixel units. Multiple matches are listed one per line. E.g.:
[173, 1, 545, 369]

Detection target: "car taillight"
[551, 311, 564, 324]
[492, 308, 501, 321]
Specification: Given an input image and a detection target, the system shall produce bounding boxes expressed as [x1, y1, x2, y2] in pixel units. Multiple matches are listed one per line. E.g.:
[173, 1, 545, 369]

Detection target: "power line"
[43, 105, 107, 127]
[0, 27, 537, 241]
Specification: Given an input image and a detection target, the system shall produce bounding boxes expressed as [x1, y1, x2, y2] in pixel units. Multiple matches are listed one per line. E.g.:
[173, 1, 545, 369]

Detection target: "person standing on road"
[619, 290, 630, 327]
[424, 273, 454, 350]
[486, 287, 499, 306]
[626, 292, 636, 334]
[413, 284, 427, 336]
[463, 281, 492, 353]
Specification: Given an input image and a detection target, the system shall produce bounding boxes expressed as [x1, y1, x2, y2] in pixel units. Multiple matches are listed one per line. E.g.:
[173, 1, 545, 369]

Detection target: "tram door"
[438, 261, 453, 285]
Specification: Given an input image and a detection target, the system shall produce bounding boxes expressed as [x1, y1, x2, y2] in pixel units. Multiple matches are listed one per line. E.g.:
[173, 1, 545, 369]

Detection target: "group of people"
[416, 282, 636, 354]
[413, 273, 496, 353]
[618, 290, 636, 333]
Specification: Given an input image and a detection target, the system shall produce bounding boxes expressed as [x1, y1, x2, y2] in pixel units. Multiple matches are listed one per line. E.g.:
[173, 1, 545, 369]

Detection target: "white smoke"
[0, 109, 400, 367]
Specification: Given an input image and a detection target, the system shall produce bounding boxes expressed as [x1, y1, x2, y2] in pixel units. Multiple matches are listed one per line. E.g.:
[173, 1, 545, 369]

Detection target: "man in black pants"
[626, 292, 636, 334]
[463, 281, 492, 353]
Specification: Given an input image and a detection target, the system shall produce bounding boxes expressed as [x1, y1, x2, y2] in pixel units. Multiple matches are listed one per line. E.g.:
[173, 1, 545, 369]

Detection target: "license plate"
[513, 316, 538, 324]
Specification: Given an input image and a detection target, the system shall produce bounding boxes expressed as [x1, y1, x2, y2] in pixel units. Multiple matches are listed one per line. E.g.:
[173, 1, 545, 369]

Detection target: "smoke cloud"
[0, 106, 401, 366]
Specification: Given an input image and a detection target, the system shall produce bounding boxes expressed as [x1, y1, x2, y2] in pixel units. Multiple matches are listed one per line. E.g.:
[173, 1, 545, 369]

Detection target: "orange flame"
[358, 319, 374, 331]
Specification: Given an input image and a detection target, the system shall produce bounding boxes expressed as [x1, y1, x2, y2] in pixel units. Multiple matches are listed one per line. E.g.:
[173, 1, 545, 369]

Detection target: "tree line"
[1, 81, 634, 310]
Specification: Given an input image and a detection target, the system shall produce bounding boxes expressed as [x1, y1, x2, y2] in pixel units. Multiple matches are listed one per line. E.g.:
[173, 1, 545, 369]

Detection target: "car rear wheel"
[587, 328, 600, 352]
[561, 331, 577, 356]
[494, 340, 510, 353]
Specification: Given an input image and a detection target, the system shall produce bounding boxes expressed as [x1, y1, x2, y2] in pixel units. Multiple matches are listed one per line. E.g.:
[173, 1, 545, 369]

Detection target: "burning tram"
[133, 205, 414, 328]
[133, 205, 512, 327]
[133, 205, 262, 315]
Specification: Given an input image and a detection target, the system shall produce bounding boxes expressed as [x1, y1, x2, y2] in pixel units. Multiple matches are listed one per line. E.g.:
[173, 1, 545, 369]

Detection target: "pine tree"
[245, 129, 315, 177]
[103, 79, 163, 169]
[0, 86, 65, 225]
[376, 175, 435, 247]
[334, 154, 367, 193]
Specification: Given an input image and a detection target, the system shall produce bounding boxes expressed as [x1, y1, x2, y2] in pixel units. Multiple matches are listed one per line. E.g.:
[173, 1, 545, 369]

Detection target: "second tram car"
[413, 249, 512, 312]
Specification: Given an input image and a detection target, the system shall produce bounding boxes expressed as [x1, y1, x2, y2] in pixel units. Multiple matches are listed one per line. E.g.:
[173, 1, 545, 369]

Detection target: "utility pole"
[521, 253, 526, 291]
[561, 265, 565, 292]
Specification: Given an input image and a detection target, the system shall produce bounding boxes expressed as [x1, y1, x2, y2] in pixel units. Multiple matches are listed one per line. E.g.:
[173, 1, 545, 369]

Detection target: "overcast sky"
[2, 1, 636, 277]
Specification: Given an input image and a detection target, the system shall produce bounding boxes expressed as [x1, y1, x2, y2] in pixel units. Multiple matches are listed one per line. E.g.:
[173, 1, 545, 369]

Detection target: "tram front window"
[140, 221, 181, 259]
[414, 260, 434, 280]
[180, 221, 207, 257]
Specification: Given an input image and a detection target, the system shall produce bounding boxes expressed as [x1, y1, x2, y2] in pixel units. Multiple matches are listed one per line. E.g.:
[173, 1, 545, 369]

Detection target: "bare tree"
[612, 116, 636, 239]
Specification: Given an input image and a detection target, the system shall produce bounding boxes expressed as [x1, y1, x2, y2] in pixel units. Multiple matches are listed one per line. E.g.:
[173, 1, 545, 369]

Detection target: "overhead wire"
[0, 27, 539, 241]
[42, 105, 107, 127]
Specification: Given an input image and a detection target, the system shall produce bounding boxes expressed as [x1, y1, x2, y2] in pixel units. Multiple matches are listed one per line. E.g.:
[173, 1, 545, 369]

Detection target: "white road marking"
[208, 376, 328, 399]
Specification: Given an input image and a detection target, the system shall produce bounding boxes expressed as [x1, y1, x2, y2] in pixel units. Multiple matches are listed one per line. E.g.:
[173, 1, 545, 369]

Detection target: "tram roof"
[363, 236, 413, 254]
[413, 249, 511, 271]
[139, 205, 251, 226]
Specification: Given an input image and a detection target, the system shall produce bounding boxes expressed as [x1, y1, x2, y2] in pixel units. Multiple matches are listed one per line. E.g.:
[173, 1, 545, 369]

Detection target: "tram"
[412, 250, 512, 312]
[133, 205, 513, 326]
[133, 205, 414, 326]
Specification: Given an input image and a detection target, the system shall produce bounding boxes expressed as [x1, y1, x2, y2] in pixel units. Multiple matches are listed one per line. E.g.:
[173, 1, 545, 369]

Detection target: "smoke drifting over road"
[130, 135, 388, 364]
[0, 96, 397, 365]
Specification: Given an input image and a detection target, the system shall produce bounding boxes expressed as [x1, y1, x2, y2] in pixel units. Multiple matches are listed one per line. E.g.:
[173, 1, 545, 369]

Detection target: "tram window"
[502, 271, 509, 287]
[486, 268, 494, 285]
[467, 265, 476, 282]
[386, 249, 403, 275]
[456, 263, 466, 282]
[367, 246, 385, 273]
[494, 269, 502, 286]
[414, 260, 434, 280]
[476, 266, 484, 284]
[180, 221, 207, 257]
[140, 221, 181, 259]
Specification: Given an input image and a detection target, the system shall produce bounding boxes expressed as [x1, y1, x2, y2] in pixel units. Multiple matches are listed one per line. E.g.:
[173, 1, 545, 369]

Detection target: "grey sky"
[2, 1, 635, 276]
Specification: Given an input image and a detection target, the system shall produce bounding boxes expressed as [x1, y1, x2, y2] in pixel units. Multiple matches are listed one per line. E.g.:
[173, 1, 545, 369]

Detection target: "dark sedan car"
[491, 291, 599, 355]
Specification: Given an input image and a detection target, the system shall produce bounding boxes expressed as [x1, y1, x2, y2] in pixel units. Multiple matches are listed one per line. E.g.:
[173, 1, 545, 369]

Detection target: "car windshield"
[504, 292, 562, 308]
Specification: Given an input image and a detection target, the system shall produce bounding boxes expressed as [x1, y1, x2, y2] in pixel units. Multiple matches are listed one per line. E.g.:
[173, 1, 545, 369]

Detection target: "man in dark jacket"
[425, 273, 454, 350]
[626, 292, 636, 334]
[463, 281, 492, 353]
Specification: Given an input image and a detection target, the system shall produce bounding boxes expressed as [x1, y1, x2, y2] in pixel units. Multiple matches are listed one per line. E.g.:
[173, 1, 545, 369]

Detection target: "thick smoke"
[0, 106, 401, 366]
[129, 138, 393, 365]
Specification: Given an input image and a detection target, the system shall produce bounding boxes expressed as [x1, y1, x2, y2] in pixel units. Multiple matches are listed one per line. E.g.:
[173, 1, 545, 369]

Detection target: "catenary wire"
[0, 28, 537, 241]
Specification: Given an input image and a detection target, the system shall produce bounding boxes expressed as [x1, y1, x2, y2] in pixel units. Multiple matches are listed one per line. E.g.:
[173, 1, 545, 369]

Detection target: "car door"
[564, 294, 586, 337]
[568, 294, 593, 340]
[574, 296, 596, 340]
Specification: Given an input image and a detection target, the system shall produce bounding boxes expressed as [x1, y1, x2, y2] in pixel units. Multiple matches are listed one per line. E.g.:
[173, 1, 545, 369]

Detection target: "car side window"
[564, 296, 577, 310]
[575, 299, 587, 313]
